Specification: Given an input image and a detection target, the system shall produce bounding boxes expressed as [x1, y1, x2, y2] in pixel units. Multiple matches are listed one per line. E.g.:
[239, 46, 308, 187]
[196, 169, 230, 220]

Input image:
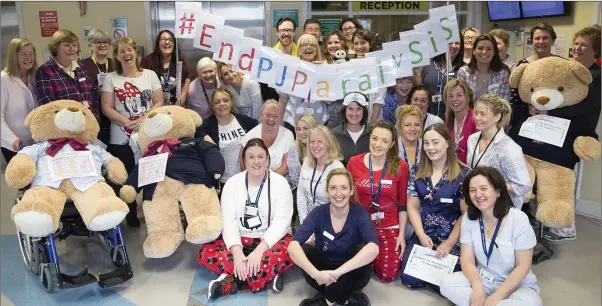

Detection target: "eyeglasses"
[94, 41, 110, 46]
[342, 26, 356, 33]
[159, 38, 174, 43]
[464, 36, 476, 41]
[300, 43, 317, 48]
[277, 29, 294, 35]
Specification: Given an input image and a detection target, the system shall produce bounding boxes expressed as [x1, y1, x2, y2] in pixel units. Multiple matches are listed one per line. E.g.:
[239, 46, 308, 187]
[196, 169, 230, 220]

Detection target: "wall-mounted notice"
[39, 11, 58, 37]
[111, 17, 128, 39]
[273, 9, 298, 28]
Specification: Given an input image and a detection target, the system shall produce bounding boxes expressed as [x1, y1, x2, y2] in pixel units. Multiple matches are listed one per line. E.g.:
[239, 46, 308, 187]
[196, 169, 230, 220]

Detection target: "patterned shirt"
[407, 165, 469, 256]
[35, 57, 98, 119]
[457, 66, 511, 102]
[382, 92, 408, 124]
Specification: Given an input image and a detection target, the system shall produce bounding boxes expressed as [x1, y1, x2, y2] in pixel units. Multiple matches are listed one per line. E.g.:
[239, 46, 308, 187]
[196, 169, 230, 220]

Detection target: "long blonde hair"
[297, 34, 324, 62]
[112, 37, 142, 75]
[415, 123, 462, 182]
[305, 125, 342, 168]
[474, 94, 512, 129]
[295, 114, 317, 162]
[4, 38, 38, 77]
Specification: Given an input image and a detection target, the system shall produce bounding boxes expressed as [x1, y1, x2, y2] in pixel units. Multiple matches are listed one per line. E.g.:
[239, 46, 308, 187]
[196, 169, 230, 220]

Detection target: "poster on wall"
[39, 11, 58, 37]
[319, 19, 341, 38]
[273, 9, 298, 28]
[111, 17, 128, 39]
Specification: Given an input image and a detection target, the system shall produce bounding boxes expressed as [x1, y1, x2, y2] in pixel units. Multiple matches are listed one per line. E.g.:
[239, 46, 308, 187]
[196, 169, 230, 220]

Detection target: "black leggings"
[1, 147, 17, 164]
[302, 243, 372, 304]
[107, 144, 136, 203]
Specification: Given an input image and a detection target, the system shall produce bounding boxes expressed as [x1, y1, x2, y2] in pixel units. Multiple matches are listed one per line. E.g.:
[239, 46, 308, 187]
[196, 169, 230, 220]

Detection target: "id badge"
[247, 216, 261, 228]
[304, 108, 315, 115]
[441, 198, 453, 203]
[432, 94, 443, 103]
[97, 72, 106, 87]
[370, 202, 380, 211]
[164, 91, 171, 101]
[244, 205, 258, 216]
[381, 179, 392, 185]
[323, 231, 334, 241]
[371, 212, 385, 221]
[480, 267, 495, 283]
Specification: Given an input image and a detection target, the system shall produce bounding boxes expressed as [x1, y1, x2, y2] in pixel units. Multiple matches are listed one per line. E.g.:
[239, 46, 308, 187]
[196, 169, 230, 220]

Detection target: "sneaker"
[543, 229, 576, 242]
[272, 274, 284, 293]
[208, 273, 238, 300]
[348, 292, 371, 306]
[300, 293, 328, 306]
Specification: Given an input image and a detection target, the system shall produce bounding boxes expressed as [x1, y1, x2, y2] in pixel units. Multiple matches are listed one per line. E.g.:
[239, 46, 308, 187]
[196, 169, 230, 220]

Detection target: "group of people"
[2, 15, 601, 306]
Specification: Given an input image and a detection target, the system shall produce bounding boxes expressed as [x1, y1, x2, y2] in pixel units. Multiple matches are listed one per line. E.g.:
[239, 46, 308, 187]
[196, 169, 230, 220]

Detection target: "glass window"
[431, 1, 468, 11]
[353, 15, 429, 42]
[311, 1, 349, 11]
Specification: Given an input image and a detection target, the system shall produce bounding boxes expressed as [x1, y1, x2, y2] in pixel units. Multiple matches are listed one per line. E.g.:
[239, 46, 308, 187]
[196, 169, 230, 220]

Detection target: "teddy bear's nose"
[148, 112, 157, 119]
[536, 96, 550, 105]
[67, 106, 79, 112]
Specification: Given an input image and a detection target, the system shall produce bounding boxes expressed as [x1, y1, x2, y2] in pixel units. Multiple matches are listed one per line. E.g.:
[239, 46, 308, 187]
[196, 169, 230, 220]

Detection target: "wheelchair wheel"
[98, 231, 114, 251]
[41, 265, 58, 293]
[17, 229, 33, 271]
[110, 246, 126, 267]
[31, 240, 48, 276]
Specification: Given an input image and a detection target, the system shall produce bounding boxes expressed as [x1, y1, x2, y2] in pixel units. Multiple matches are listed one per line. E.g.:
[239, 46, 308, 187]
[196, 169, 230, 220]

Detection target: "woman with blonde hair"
[1, 38, 38, 163]
[187, 57, 221, 119]
[288, 114, 318, 189]
[395, 105, 423, 188]
[467, 94, 530, 210]
[383, 69, 421, 124]
[443, 79, 478, 164]
[217, 62, 263, 120]
[101, 36, 163, 227]
[462, 27, 480, 65]
[297, 125, 345, 226]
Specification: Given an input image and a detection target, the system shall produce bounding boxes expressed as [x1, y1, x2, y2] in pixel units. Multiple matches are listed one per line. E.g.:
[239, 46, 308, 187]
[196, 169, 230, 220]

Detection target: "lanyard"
[479, 217, 502, 266]
[400, 141, 419, 173]
[470, 129, 501, 168]
[310, 163, 330, 204]
[434, 61, 444, 95]
[91, 57, 108, 73]
[163, 68, 170, 88]
[369, 156, 388, 204]
[245, 172, 267, 208]
[200, 80, 210, 103]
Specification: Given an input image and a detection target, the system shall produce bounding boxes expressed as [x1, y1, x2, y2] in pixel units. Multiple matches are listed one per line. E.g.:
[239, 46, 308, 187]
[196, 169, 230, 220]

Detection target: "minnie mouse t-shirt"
[103, 69, 162, 145]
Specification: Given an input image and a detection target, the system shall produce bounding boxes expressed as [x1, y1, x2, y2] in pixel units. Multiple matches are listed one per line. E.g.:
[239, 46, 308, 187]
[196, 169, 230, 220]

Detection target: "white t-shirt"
[242, 124, 295, 172]
[225, 75, 263, 120]
[424, 113, 444, 130]
[460, 208, 539, 293]
[218, 117, 246, 182]
[348, 126, 365, 144]
[296, 160, 345, 223]
[102, 69, 162, 145]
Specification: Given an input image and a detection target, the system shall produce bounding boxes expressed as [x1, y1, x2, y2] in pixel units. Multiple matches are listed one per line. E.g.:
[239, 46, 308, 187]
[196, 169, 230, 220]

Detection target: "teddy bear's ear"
[509, 64, 528, 88]
[568, 60, 593, 85]
[186, 109, 203, 127]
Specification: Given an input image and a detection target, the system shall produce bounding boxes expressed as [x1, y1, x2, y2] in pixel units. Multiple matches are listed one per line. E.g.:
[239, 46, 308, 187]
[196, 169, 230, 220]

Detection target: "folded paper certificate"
[518, 115, 570, 148]
[403, 244, 459, 286]
[47, 151, 97, 182]
[138, 153, 169, 187]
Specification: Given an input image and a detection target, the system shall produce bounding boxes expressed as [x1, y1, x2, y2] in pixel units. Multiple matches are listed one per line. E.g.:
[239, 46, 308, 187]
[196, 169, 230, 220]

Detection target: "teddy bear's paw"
[88, 210, 128, 232]
[5, 154, 36, 189]
[119, 185, 138, 203]
[574, 137, 602, 161]
[13, 211, 55, 237]
[185, 216, 223, 244]
[143, 232, 185, 258]
[536, 201, 575, 229]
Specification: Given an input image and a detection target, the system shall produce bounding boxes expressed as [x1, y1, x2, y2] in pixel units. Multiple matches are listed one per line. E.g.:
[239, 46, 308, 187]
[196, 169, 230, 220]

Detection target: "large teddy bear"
[7, 100, 130, 237]
[119, 106, 224, 258]
[509, 57, 601, 228]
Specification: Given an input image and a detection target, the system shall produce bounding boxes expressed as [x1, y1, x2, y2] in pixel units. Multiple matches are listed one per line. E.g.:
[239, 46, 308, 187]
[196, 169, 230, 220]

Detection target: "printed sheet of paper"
[138, 153, 169, 187]
[403, 244, 459, 286]
[47, 151, 97, 182]
[518, 115, 570, 147]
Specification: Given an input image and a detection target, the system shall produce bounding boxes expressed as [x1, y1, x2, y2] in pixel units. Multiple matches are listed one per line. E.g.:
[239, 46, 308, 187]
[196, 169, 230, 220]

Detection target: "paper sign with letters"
[270, 53, 300, 94]
[212, 26, 244, 67]
[310, 64, 341, 101]
[403, 244, 459, 286]
[429, 4, 460, 43]
[138, 153, 169, 187]
[518, 115, 570, 147]
[251, 46, 281, 86]
[175, 2, 203, 39]
[47, 151, 97, 182]
[336, 58, 380, 95]
[398, 30, 430, 68]
[290, 61, 316, 98]
[193, 12, 225, 53]
[414, 19, 448, 57]
[234, 37, 263, 75]
[365, 50, 397, 88]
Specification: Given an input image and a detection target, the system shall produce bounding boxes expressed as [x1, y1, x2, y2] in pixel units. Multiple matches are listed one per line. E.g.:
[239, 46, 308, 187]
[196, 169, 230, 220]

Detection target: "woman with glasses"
[141, 30, 191, 106]
[339, 18, 363, 59]
[80, 28, 114, 145]
[279, 34, 328, 128]
[462, 27, 480, 65]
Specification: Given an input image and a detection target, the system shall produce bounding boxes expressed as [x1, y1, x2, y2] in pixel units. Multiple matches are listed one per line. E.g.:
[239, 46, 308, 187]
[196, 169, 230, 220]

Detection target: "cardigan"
[195, 113, 258, 146]
[332, 124, 372, 166]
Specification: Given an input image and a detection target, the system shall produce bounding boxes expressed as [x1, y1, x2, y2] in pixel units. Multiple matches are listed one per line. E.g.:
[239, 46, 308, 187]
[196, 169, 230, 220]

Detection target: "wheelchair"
[14, 187, 134, 292]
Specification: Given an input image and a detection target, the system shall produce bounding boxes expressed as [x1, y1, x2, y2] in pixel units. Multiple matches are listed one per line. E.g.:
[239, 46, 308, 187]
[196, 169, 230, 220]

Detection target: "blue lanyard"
[479, 217, 502, 266]
[245, 172, 267, 208]
[434, 61, 444, 94]
[401, 141, 419, 173]
[369, 157, 388, 204]
[310, 163, 330, 204]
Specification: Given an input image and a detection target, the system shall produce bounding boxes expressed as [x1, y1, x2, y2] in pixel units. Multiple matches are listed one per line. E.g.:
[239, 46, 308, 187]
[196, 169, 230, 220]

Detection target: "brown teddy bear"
[509, 57, 601, 228]
[6, 100, 130, 237]
[119, 106, 224, 258]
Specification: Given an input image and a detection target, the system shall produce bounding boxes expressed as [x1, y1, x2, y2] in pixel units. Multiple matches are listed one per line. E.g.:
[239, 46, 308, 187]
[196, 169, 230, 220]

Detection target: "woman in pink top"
[444, 79, 478, 164]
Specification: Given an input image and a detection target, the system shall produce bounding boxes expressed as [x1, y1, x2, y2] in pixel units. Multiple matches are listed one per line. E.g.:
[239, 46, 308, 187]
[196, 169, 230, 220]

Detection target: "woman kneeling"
[197, 138, 294, 299]
[440, 166, 542, 306]
[288, 168, 379, 306]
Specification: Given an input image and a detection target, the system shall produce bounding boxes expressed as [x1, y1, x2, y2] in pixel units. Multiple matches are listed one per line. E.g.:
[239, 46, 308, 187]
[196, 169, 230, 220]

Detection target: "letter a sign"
[175, 2, 203, 39]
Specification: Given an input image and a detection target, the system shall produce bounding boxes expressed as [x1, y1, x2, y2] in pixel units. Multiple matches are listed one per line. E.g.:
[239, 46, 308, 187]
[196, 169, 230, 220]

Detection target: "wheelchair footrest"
[97, 264, 133, 288]
[59, 268, 97, 289]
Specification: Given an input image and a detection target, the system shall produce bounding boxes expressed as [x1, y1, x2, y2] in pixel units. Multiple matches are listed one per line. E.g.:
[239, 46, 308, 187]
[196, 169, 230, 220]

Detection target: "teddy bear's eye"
[530, 88, 534, 92]
[558, 87, 564, 92]
[54, 110, 59, 113]
[167, 112, 171, 115]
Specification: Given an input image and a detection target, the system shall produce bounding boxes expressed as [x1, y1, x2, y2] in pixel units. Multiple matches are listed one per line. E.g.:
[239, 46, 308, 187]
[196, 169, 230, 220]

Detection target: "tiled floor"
[1, 175, 600, 306]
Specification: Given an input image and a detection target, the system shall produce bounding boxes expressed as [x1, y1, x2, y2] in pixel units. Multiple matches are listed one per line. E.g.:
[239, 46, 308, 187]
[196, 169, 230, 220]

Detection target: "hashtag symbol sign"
[179, 13, 196, 36]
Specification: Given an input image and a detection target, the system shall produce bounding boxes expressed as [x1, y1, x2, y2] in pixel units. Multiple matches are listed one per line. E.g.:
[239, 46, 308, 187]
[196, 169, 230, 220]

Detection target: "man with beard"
[273, 17, 298, 57]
